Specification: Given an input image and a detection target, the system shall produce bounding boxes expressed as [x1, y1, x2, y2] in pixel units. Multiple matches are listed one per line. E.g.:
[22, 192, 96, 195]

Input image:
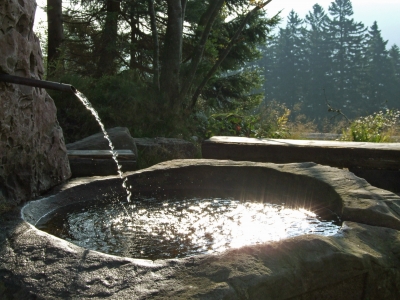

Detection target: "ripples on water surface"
[38, 197, 341, 259]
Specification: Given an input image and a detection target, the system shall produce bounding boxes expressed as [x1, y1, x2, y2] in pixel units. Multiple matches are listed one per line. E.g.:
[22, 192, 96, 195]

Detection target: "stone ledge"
[202, 136, 400, 169]
[67, 149, 135, 159]
[202, 136, 400, 192]
[67, 150, 137, 177]
[66, 127, 197, 171]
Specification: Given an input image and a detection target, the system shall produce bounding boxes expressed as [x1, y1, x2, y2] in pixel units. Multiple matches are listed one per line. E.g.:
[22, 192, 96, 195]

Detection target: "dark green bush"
[205, 101, 291, 139]
[49, 71, 194, 143]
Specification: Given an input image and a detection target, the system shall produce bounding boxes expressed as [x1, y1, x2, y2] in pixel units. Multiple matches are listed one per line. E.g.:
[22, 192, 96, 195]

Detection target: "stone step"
[67, 149, 136, 177]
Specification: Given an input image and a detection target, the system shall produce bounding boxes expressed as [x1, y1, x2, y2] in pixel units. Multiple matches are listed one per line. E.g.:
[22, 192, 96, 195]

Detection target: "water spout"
[0, 73, 76, 94]
[1, 72, 132, 212]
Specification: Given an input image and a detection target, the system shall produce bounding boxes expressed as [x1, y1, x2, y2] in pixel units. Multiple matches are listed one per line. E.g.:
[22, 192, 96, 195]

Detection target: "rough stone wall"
[0, 0, 71, 209]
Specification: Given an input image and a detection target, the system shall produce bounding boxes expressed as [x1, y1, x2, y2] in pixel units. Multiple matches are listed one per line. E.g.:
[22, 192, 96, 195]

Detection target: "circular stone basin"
[6, 160, 400, 299]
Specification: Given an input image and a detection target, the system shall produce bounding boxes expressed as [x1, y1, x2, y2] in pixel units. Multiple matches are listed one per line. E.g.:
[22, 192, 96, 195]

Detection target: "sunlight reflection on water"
[39, 197, 341, 259]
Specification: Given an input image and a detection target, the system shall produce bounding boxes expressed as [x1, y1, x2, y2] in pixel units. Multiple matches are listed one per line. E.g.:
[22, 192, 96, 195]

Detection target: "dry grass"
[286, 114, 318, 139]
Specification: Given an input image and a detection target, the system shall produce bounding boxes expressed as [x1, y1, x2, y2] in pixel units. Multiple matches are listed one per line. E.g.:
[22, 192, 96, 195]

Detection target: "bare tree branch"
[178, 0, 225, 104]
[323, 88, 351, 123]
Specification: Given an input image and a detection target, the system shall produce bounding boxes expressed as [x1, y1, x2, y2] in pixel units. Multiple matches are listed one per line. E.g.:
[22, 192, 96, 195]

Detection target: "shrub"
[49, 71, 188, 143]
[341, 109, 400, 142]
[205, 101, 291, 139]
[286, 114, 318, 139]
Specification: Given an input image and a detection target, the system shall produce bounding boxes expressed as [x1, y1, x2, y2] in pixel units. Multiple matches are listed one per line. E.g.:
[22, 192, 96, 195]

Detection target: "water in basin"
[37, 196, 341, 260]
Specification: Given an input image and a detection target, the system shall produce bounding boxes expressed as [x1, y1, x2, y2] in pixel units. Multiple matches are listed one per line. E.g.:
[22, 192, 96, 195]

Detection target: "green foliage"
[50, 71, 164, 143]
[201, 69, 264, 111]
[341, 109, 400, 142]
[255, 101, 291, 138]
[364, 22, 393, 110]
[52, 66, 289, 143]
[389, 45, 400, 105]
[265, 11, 307, 109]
[43, 0, 280, 142]
[206, 113, 256, 137]
[205, 101, 291, 139]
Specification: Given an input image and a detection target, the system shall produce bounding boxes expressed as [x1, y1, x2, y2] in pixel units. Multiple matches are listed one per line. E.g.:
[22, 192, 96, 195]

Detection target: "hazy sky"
[34, 0, 400, 47]
[266, 0, 400, 47]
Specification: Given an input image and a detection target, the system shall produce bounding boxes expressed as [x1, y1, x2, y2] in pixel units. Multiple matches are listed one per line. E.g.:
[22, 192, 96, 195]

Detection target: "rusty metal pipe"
[0, 73, 77, 94]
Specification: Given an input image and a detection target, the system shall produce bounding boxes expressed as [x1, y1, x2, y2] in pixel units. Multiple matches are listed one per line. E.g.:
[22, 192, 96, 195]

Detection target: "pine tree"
[364, 21, 394, 112]
[390, 45, 400, 79]
[265, 11, 306, 109]
[260, 0, 399, 123]
[326, 0, 367, 116]
[388, 45, 400, 108]
[55, 0, 279, 120]
[303, 4, 332, 119]
[260, 37, 278, 104]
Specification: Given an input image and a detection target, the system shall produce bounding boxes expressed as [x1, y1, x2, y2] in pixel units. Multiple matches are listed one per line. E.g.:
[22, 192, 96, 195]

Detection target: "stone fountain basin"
[2, 159, 400, 299]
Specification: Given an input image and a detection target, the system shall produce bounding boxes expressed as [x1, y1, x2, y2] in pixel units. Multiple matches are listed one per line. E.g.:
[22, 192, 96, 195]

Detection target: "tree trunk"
[178, 0, 225, 104]
[148, 0, 160, 90]
[129, 3, 138, 70]
[47, 0, 64, 76]
[159, 0, 183, 109]
[96, 0, 120, 77]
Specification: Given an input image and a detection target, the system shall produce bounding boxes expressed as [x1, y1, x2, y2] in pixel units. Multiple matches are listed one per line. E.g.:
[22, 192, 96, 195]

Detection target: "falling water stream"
[74, 91, 132, 208]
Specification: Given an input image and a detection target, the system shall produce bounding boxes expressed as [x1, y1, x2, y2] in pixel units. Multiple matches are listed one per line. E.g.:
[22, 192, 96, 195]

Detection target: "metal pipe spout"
[0, 73, 77, 94]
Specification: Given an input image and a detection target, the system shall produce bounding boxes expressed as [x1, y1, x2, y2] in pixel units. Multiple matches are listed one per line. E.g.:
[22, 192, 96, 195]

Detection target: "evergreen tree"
[260, 37, 278, 104]
[48, 0, 280, 138]
[303, 4, 332, 119]
[260, 0, 399, 124]
[388, 44, 400, 108]
[57, 0, 278, 104]
[326, 0, 367, 115]
[265, 11, 306, 109]
[390, 45, 400, 79]
[364, 21, 394, 112]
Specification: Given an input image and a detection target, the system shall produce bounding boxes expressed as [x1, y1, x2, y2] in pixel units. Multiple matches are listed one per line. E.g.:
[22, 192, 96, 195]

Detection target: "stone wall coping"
[202, 136, 400, 170]
[206, 136, 400, 150]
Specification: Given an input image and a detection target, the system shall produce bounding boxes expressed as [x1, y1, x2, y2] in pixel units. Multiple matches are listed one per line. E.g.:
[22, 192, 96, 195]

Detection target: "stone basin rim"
[22, 159, 400, 240]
